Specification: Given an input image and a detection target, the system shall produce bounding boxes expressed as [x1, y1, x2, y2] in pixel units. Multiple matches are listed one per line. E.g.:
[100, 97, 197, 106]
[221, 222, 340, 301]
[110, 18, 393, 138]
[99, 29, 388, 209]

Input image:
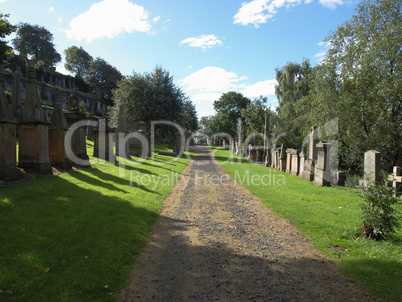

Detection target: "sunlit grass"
[214, 148, 402, 302]
[0, 142, 193, 301]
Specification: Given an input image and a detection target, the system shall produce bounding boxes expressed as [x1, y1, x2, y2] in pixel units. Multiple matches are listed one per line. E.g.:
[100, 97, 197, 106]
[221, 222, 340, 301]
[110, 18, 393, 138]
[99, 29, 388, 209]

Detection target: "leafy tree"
[87, 58, 122, 105]
[274, 59, 312, 149]
[0, 13, 17, 65]
[12, 23, 61, 66]
[180, 98, 198, 132]
[213, 91, 250, 139]
[64, 46, 93, 78]
[309, 0, 402, 173]
[111, 66, 185, 131]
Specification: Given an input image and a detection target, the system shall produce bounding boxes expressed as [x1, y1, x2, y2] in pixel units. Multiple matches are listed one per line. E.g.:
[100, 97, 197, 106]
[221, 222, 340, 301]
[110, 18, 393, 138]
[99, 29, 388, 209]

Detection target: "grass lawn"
[0, 142, 193, 301]
[213, 148, 402, 302]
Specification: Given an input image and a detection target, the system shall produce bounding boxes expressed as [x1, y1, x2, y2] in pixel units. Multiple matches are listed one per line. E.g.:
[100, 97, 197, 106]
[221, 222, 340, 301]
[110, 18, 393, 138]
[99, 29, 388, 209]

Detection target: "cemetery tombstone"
[314, 142, 331, 186]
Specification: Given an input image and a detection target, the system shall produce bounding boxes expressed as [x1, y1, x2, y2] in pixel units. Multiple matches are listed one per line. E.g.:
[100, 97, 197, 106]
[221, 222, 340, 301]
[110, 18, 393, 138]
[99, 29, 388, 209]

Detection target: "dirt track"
[118, 146, 370, 301]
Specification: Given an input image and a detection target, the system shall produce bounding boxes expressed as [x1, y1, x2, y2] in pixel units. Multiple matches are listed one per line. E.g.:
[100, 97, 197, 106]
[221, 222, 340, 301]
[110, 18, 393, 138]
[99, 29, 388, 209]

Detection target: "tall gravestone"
[359, 150, 381, 190]
[301, 127, 318, 181]
[237, 118, 242, 156]
[285, 149, 292, 174]
[264, 115, 271, 167]
[279, 144, 286, 172]
[64, 94, 89, 166]
[128, 122, 149, 158]
[289, 149, 300, 176]
[115, 105, 130, 158]
[18, 68, 52, 175]
[298, 150, 305, 177]
[11, 71, 22, 120]
[0, 74, 20, 181]
[48, 104, 71, 170]
[93, 117, 116, 162]
[314, 142, 331, 186]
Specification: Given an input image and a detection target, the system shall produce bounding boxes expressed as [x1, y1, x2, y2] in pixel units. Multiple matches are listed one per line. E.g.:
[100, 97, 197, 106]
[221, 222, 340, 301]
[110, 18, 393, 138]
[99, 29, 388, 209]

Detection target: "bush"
[361, 174, 401, 240]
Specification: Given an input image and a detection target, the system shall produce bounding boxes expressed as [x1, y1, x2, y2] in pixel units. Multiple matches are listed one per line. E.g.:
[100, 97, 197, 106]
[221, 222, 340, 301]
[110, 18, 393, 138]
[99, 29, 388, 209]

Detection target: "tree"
[12, 23, 61, 66]
[64, 46, 93, 78]
[213, 91, 250, 139]
[180, 98, 198, 132]
[111, 66, 185, 131]
[0, 13, 17, 65]
[309, 0, 402, 173]
[87, 58, 122, 105]
[274, 59, 312, 149]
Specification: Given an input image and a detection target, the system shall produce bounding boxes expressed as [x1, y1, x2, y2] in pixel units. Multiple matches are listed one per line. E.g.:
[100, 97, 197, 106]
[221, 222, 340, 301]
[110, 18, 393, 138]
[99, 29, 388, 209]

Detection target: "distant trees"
[0, 13, 17, 65]
[13, 23, 61, 66]
[64, 46, 93, 79]
[111, 66, 197, 135]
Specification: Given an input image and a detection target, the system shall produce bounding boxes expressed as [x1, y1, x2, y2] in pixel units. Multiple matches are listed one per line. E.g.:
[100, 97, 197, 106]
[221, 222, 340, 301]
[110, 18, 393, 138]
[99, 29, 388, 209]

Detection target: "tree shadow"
[0, 176, 160, 301]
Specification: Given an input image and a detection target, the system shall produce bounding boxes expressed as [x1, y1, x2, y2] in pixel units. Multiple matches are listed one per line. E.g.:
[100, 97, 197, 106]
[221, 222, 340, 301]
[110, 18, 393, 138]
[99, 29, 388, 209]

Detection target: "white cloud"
[179, 66, 244, 92]
[180, 34, 222, 50]
[49, 7, 54, 13]
[163, 19, 172, 24]
[180, 66, 278, 117]
[66, 0, 151, 42]
[57, 17, 63, 24]
[234, 0, 344, 27]
[240, 79, 277, 98]
[0, 0, 7, 3]
[319, 0, 343, 9]
[153, 16, 160, 23]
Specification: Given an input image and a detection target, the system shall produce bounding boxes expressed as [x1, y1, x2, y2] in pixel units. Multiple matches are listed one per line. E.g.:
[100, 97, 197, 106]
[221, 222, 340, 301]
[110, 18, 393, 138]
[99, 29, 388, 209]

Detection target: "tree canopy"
[64, 46, 93, 79]
[0, 13, 17, 65]
[111, 66, 187, 131]
[13, 23, 61, 66]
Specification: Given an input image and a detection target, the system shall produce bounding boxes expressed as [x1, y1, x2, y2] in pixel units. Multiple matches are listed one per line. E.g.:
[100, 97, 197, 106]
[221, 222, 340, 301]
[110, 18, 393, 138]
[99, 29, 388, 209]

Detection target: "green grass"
[213, 148, 402, 302]
[0, 142, 193, 301]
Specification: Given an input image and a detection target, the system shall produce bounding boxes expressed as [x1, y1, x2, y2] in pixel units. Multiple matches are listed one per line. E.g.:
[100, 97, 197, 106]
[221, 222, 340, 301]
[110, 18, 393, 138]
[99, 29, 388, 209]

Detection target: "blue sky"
[1, 0, 357, 117]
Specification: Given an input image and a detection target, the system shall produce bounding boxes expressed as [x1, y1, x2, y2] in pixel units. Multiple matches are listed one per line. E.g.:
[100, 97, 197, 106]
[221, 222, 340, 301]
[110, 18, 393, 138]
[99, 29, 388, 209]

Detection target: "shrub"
[361, 174, 401, 240]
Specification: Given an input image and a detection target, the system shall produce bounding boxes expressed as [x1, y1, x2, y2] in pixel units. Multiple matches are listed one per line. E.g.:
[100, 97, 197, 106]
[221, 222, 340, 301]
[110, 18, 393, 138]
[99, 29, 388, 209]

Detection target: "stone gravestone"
[359, 150, 381, 190]
[128, 122, 150, 158]
[314, 142, 331, 186]
[93, 117, 116, 162]
[64, 94, 89, 166]
[388, 166, 402, 197]
[301, 127, 318, 181]
[290, 149, 300, 176]
[279, 144, 286, 172]
[285, 149, 292, 174]
[0, 74, 20, 181]
[48, 104, 71, 170]
[11, 71, 22, 120]
[18, 68, 52, 175]
[264, 115, 271, 167]
[115, 105, 130, 159]
[332, 171, 346, 186]
[298, 150, 305, 177]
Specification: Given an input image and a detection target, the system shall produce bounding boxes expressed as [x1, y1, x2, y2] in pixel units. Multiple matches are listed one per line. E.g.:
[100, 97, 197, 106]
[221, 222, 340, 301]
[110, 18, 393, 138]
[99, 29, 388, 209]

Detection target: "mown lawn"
[0, 142, 193, 301]
[213, 148, 402, 302]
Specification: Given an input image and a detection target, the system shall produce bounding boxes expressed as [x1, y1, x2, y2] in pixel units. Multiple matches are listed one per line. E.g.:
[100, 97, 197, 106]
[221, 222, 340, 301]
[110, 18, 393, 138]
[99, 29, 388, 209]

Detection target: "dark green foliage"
[13, 23, 61, 66]
[361, 175, 401, 240]
[0, 12, 17, 65]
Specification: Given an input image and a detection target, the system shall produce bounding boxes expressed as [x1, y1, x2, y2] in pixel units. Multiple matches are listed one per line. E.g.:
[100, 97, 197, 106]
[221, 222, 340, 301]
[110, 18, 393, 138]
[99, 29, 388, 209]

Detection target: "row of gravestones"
[228, 116, 401, 195]
[0, 68, 150, 183]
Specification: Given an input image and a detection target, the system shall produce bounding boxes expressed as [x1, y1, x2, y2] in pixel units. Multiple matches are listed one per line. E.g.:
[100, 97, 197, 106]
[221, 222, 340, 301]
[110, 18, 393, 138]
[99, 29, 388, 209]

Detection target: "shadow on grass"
[0, 176, 160, 302]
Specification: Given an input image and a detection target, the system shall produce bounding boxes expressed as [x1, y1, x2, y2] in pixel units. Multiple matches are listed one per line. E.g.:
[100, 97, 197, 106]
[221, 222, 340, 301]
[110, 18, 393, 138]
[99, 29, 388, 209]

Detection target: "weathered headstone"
[314, 142, 331, 186]
[290, 149, 300, 176]
[0, 74, 20, 181]
[48, 104, 71, 170]
[115, 105, 130, 158]
[264, 115, 271, 167]
[93, 117, 116, 162]
[301, 127, 318, 181]
[18, 68, 52, 175]
[64, 94, 89, 165]
[11, 71, 22, 120]
[279, 144, 286, 172]
[285, 149, 292, 174]
[388, 166, 402, 197]
[128, 122, 149, 158]
[332, 171, 346, 186]
[298, 150, 305, 177]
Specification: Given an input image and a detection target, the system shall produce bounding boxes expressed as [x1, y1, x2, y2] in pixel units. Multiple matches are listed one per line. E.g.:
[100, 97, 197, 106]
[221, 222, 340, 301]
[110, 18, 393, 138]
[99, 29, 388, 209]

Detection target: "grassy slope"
[0, 142, 193, 301]
[213, 148, 401, 302]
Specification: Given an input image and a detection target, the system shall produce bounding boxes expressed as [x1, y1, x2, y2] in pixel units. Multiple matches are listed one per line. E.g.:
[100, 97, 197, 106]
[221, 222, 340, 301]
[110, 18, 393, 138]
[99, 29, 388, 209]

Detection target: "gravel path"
[118, 146, 370, 302]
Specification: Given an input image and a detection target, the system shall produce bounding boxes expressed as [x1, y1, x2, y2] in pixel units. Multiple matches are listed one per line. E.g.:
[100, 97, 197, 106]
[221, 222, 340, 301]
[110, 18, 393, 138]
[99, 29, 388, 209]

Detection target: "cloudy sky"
[1, 0, 356, 117]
